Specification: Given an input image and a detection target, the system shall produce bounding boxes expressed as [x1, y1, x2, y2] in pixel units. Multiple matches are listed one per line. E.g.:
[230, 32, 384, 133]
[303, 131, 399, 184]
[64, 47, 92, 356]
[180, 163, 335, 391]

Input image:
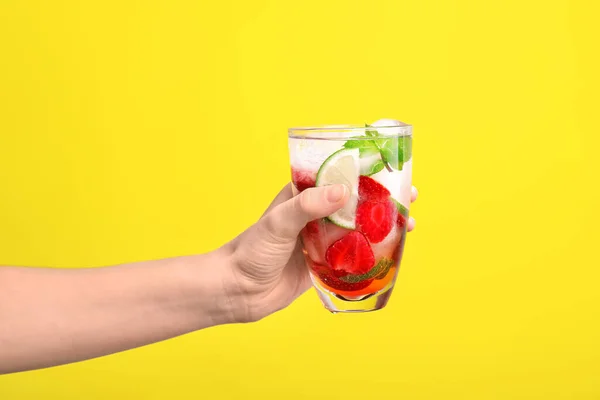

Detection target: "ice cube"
[370, 118, 410, 136]
[370, 224, 401, 260]
[288, 129, 363, 171]
[288, 138, 342, 171]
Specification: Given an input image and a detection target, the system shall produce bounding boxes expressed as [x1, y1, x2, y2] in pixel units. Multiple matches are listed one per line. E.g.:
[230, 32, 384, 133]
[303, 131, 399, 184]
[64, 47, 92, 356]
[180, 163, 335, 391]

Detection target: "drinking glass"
[287, 121, 413, 313]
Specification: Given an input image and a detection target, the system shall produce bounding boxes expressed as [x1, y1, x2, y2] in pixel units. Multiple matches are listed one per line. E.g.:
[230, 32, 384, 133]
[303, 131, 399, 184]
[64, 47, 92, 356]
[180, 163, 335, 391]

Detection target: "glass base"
[312, 279, 394, 313]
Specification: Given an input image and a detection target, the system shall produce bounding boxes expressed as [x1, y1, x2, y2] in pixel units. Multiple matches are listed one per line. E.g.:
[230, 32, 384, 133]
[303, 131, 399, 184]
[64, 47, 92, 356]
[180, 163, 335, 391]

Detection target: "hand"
[0, 182, 417, 373]
[224, 183, 418, 323]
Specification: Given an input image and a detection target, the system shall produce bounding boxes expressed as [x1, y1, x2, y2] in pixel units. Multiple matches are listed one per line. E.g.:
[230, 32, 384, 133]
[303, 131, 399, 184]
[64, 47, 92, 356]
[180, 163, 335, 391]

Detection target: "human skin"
[0, 183, 417, 374]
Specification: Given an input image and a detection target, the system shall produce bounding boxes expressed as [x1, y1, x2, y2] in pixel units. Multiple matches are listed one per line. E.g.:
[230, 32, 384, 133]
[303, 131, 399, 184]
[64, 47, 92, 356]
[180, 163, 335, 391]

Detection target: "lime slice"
[316, 148, 360, 229]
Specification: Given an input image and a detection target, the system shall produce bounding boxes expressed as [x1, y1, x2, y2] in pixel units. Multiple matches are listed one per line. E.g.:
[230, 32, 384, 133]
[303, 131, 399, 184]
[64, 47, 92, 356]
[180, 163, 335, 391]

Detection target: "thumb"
[261, 184, 348, 241]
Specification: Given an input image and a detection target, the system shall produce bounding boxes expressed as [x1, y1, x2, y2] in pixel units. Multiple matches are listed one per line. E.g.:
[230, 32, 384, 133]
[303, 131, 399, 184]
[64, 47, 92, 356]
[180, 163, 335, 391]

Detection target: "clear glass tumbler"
[287, 121, 412, 313]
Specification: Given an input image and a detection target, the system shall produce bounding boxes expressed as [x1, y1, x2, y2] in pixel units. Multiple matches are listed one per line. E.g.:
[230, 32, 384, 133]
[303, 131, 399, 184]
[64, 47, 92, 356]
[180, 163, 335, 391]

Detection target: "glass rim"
[288, 123, 412, 140]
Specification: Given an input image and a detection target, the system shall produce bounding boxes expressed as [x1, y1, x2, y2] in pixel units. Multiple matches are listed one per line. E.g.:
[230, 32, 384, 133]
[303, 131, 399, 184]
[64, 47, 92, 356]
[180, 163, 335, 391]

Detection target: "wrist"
[160, 248, 240, 330]
[184, 245, 250, 326]
[213, 244, 255, 324]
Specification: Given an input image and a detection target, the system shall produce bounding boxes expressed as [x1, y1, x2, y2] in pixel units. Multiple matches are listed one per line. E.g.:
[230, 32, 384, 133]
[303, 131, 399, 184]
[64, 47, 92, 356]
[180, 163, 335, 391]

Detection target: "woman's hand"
[0, 182, 417, 374]
[223, 183, 418, 323]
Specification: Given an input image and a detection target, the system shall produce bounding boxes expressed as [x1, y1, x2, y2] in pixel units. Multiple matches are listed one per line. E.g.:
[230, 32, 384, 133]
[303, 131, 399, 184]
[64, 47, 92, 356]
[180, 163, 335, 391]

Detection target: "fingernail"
[327, 185, 346, 203]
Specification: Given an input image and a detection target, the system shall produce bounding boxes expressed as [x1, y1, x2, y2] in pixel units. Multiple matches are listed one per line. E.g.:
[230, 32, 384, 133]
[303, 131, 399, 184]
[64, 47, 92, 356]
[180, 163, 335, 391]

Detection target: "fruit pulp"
[288, 131, 412, 313]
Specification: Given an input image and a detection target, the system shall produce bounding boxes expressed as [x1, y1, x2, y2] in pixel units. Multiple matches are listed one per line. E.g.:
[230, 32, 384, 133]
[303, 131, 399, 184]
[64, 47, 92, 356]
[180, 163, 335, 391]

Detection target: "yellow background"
[1, 0, 599, 398]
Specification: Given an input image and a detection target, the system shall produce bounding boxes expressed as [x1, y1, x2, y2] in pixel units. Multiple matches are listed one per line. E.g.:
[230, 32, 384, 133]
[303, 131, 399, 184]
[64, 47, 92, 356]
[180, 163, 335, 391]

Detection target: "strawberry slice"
[303, 220, 320, 238]
[291, 168, 316, 192]
[356, 199, 396, 243]
[301, 219, 354, 265]
[309, 261, 373, 292]
[358, 175, 390, 201]
[325, 231, 375, 275]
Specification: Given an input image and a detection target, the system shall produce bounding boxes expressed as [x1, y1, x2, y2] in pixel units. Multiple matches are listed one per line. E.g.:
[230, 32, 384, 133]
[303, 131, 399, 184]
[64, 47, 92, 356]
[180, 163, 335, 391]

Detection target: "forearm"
[0, 247, 239, 374]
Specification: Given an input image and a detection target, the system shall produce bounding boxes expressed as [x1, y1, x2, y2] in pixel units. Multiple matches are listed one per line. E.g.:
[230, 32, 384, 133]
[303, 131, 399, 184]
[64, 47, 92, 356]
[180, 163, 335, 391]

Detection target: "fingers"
[408, 186, 417, 231]
[262, 184, 348, 241]
[261, 183, 293, 217]
[407, 216, 416, 232]
[261, 183, 418, 238]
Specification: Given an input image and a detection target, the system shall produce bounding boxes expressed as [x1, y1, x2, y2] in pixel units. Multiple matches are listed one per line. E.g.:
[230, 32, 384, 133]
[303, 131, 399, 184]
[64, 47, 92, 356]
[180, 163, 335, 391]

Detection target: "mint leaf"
[375, 136, 412, 171]
[362, 129, 393, 172]
[397, 135, 412, 167]
[339, 258, 394, 283]
[365, 128, 378, 137]
[374, 258, 394, 280]
[391, 198, 409, 217]
[378, 138, 397, 168]
[363, 159, 385, 176]
[343, 139, 379, 157]
[344, 126, 412, 172]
